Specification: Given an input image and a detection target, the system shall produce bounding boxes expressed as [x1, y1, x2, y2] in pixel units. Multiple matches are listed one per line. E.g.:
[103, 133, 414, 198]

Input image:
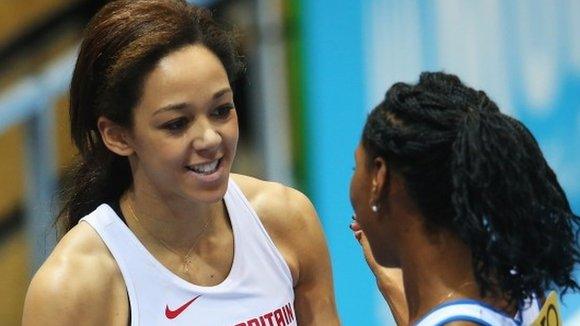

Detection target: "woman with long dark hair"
[350, 72, 579, 325]
[22, 1, 339, 324]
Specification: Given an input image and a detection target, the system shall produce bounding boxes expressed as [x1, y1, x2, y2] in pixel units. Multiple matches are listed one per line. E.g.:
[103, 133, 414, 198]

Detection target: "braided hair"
[362, 71, 580, 305]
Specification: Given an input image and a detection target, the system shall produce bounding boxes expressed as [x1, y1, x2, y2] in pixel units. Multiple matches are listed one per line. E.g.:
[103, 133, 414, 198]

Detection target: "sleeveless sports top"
[80, 179, 296, 326]
[414, 297, 540, 326]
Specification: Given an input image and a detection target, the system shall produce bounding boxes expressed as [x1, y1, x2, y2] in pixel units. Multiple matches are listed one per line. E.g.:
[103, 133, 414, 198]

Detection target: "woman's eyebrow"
[213, 87, 232, 99]
[153, 88, 232, 116]
[152, 103, 188, 116]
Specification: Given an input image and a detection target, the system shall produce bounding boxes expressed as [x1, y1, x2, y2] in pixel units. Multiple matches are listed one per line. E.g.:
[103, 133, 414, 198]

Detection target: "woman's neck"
[399, 229, 514, 324]
[119, 186, 227, 254]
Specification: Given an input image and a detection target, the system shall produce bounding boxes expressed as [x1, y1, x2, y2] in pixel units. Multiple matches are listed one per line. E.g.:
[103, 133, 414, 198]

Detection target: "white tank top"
[80, 179, 296, 326]
[414, 297, 540, 326]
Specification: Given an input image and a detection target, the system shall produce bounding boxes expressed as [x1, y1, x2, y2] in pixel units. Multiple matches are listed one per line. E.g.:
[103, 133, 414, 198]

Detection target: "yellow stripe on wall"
[0, 230, 29, 325]
[0, 125, 25, 220]
[0, 0, 81, 46]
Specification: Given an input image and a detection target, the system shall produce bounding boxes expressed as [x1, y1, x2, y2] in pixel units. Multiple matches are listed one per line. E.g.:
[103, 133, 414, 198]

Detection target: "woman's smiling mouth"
[186, 158, 222, 175]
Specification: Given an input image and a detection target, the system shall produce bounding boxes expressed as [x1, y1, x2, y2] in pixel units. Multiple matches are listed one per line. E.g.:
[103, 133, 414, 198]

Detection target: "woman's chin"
[184, 187, 226, 203]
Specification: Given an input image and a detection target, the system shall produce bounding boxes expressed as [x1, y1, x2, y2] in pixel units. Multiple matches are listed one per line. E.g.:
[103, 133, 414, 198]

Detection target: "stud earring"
[371, 204, 378, 213]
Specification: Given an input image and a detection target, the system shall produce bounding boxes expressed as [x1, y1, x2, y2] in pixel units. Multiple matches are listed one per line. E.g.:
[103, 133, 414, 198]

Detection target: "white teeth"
[189, 160, 219, 174]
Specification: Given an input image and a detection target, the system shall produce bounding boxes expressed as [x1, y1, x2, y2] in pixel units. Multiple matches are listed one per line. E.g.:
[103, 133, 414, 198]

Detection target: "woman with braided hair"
[350, 72, 579, 325]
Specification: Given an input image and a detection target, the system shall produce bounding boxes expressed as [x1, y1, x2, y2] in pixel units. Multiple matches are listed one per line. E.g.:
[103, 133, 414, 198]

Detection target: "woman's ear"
[97, 116, 134, 157]
[370, 156, 388, 204]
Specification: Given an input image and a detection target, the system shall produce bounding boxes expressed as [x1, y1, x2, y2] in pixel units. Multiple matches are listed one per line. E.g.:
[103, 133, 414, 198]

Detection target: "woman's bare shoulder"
[230, 173, 324, 263]
[230, 173, 317, 230]
[22, 222, 128, 325]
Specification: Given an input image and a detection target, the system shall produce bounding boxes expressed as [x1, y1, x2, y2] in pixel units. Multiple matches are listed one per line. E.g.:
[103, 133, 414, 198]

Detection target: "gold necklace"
[126, 198, 211, 272]
[434, 281, 477, 307]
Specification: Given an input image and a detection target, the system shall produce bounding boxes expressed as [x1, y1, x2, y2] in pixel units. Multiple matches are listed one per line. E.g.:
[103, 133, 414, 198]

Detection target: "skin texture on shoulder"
[231, 173, 340, 326]
[22, 223, 129, 326]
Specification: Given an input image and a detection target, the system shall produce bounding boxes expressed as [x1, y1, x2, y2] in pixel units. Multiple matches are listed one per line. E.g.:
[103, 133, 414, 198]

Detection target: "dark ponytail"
[58, 149, 132, 235]
[362, 71, 580, 305]
[58, 0, 243, 236]
[451, 107, 579, 302]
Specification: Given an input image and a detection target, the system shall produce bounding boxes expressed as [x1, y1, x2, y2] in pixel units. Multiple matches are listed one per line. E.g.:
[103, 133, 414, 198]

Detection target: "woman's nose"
[191, 120, 221, 152]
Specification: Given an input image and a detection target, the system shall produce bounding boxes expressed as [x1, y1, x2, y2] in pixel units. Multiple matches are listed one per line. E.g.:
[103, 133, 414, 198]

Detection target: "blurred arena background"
[0, 0, 578, 325]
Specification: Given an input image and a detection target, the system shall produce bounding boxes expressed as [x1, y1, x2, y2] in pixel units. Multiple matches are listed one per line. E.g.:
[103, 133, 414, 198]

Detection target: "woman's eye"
[162, 118, 188, 132]
[210, 104, 234, 119]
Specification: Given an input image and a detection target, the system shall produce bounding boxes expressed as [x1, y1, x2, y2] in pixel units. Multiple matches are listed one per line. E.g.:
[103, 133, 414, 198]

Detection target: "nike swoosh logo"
[165, 295, 202, 319]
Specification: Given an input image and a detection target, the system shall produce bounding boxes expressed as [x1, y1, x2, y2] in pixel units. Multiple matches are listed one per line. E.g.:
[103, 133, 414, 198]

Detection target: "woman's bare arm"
[22, 223, 128, 326]
[286, 188, 340, 325]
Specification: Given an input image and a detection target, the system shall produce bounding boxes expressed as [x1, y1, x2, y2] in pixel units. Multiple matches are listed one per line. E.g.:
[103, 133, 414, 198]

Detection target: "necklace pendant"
[184, 256, 193, 272]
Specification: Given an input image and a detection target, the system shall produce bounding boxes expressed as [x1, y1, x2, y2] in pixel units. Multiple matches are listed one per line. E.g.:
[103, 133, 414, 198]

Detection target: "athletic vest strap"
[414, 299, 534, 326]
